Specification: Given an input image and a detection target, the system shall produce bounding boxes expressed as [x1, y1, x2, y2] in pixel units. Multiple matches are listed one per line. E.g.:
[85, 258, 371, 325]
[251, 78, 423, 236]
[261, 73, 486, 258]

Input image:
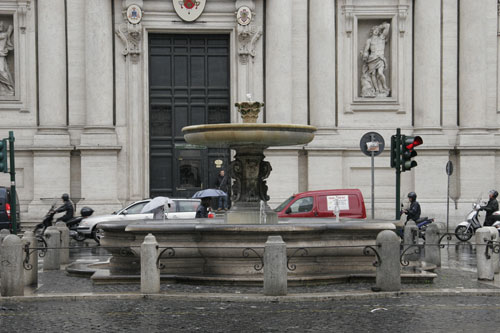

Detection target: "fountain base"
[225, 202, 278, 224]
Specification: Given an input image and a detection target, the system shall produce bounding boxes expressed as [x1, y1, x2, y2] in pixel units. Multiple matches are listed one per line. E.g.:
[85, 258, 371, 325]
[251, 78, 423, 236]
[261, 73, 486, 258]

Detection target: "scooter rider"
[481, 190, 499, 226]
[55, 193, 74, 222]
[403, 192, 421, 222]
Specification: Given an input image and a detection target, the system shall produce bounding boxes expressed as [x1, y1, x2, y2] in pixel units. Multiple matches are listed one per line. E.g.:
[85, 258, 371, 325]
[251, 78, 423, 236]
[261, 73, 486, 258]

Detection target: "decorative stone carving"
[229, 149, 271, 204]
[235, 101, 264, 123]
[360, 22, 390, 98]
[0, 21, 14, 96]
[116, 23, 142, 63]
[17, 1, 31, 34]
[237, 24, 262, 64]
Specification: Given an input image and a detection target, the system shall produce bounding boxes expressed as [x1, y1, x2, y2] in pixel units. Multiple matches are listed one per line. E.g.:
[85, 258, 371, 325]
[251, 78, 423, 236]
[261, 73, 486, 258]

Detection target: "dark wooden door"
[149, 34, 230, 198]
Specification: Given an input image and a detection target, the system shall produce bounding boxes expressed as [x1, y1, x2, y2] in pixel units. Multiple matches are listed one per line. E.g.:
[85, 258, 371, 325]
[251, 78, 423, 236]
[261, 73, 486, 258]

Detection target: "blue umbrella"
[192, 189, 227, 198]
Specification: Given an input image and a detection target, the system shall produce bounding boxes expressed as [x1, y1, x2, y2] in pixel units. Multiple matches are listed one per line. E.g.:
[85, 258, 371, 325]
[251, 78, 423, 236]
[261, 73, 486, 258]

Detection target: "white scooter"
[455, 197, 500, 241]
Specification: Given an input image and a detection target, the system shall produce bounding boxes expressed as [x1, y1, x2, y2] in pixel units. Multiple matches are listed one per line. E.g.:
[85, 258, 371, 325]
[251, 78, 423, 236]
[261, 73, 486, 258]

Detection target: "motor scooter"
[455, 198, 500, 241]
[396, 203, 434, 239]
[34, 204, 94, 241]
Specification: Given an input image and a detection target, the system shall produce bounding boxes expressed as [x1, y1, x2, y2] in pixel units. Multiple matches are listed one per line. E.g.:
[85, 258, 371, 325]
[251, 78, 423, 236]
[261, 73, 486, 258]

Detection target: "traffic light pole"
[8, 131, 16, 234]
[395, 128, 401, 220]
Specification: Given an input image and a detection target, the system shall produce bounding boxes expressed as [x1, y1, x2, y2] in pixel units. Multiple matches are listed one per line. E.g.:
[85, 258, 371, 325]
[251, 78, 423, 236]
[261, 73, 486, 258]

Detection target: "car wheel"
[92, 227, 102, 244]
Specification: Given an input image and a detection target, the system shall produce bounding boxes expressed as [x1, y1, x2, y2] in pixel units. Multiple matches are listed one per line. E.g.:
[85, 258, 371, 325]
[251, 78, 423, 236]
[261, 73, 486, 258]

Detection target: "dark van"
[0, 186, 20, 231]
[274, 189, 366, 219]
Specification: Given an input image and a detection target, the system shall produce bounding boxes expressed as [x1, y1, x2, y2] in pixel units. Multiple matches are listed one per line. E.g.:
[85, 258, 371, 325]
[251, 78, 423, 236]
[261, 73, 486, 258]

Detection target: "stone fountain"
[90, 101, 420, 284]
[182, 101, 315, 225]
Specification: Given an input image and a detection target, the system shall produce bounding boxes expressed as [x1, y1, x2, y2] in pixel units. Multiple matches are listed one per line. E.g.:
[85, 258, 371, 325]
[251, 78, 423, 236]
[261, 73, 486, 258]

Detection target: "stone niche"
[338, 0, 411, 114]
[357, 19, 392, 98]
[0, 14, 14, 99]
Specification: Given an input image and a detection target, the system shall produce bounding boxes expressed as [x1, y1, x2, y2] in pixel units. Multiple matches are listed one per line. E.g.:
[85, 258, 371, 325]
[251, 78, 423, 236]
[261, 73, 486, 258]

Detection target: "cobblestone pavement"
[1, 295, 500, 332]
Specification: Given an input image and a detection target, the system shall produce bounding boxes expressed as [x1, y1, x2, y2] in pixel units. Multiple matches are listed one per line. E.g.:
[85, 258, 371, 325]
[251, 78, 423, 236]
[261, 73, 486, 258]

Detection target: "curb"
[2, 288, 500, 303]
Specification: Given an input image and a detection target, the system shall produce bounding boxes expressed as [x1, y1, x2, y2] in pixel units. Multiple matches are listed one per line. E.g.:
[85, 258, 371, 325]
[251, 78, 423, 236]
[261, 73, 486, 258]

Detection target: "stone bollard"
[43, 227, 61, 271]
[486, 227, 500, 274]
[55, 222, 70, 265]
[424, 224, 441, 267]
[375, 230, 401, 291]
[141, 234, 160, 294]
[22, 231, 38, 286]
[476, 228, 495, 281]
[403, 220, 419, 262]
[0, 229, 10, 276]
[263, 236, 287, 296]
[0, 229, 10, 243]
[1, 235, 24, 296]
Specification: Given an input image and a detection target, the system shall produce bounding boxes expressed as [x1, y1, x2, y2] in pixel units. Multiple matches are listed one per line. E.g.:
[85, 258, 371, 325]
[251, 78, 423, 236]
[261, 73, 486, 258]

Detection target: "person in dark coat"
[195, 198, 211, 218]
[481, 190, 499, 226]
[55, 193, 74, 222]
[403, 192, 421, 222]
[215, 169, 229, 211]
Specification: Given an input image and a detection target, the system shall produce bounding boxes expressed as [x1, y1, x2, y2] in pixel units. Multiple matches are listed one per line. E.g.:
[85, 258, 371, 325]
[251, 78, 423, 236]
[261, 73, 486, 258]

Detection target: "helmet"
[61, 193, 69, 201]
[407, 192, 417, 200]
[489, 190, 498, 199]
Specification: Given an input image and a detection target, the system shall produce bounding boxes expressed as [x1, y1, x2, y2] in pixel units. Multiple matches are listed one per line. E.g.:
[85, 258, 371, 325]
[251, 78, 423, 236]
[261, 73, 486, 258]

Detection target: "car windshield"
[274, 196, 295, 212]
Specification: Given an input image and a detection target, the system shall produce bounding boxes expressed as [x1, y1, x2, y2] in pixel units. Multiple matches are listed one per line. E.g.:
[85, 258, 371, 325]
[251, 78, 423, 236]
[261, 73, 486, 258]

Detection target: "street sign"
[360, 132, 385, 219]
[446, 161, 453, 176]
[360, 132, 385, 157]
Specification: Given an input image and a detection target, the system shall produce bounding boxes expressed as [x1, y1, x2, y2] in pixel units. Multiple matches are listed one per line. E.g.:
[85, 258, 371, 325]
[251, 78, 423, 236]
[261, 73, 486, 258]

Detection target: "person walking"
[215, 169, 229, 211]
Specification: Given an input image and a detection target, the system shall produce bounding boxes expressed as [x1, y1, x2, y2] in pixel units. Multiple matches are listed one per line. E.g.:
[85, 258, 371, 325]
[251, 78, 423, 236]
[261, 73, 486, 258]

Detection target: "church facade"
[0, 0, 498, 227]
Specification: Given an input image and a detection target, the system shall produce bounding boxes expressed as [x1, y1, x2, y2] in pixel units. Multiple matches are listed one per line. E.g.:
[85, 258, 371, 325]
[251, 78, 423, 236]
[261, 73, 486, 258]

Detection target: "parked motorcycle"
[34, 204, 94, 241]
[455, 198, 500, 241]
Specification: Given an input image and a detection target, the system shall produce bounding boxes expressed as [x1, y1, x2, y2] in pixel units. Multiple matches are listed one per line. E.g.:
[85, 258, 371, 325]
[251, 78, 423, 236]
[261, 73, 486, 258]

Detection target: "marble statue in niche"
[360, 22, 390, 98]
[0, 21, 14, 96]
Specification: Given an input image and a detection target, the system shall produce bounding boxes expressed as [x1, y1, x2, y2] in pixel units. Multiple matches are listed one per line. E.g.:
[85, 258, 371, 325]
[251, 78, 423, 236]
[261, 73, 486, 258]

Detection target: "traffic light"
[390, 134, 401, 169]
[401, 135, 423, 171]
[0, 139, 7, 173]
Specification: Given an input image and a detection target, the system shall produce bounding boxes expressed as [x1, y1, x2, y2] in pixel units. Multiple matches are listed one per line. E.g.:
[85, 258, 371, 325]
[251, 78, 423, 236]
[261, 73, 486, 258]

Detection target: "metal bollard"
[55, 222, 70, 265]
[1, 235, 24, 296]
[476, 228, 495, 281]
[403, 220, 419, 262]
[22, 231, 38, 286]
[263, 236, 287, 296]
[43, 227, 61, 271]
[141, 234, 160, 294]
[424, 224, 441, 267]
[375, 230, 401, 291]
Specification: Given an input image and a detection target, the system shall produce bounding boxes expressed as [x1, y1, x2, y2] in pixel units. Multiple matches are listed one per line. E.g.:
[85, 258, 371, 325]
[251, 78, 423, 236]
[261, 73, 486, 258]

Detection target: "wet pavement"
[1, 238, 500, 332]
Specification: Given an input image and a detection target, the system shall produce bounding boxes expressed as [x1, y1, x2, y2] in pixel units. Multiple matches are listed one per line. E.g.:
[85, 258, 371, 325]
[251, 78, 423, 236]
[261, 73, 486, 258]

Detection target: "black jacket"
[215, 174, 229, 193]
[195, 204, 208, 218]
[406, 201, 421, 222]
[482, 198, 499, 219]
[56, 200, 74, 222]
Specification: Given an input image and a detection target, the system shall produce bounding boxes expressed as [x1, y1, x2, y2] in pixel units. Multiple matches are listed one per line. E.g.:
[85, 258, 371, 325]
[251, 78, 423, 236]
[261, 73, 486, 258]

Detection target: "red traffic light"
[405, 136, 423, 150]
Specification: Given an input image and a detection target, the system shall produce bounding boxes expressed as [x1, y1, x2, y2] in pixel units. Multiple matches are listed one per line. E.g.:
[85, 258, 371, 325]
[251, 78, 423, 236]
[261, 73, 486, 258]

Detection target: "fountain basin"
[182, 123, 316, 148]
[94, 219, 397, 284]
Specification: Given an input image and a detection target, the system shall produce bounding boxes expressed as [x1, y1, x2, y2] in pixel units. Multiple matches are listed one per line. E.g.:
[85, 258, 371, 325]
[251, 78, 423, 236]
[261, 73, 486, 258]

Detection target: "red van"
[274, 189, 367, 219]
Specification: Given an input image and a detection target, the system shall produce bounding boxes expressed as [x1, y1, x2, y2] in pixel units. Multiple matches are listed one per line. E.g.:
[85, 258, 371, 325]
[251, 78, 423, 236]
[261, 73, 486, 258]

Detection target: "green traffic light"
[0, 139, 7, 173]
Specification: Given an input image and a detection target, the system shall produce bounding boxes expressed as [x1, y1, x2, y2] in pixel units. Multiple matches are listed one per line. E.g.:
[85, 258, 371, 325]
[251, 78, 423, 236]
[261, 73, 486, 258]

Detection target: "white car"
[77, 198, 200, 242]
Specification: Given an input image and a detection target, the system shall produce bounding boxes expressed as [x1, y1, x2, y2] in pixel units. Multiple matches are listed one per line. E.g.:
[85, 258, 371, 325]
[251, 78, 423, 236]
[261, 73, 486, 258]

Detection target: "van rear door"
[317, 193, 365, 218]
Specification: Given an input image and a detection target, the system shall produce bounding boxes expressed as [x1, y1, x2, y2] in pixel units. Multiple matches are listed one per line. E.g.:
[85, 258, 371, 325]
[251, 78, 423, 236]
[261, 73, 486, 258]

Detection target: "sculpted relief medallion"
[173, 0, 206, 22]
[360, 22, 390, 98]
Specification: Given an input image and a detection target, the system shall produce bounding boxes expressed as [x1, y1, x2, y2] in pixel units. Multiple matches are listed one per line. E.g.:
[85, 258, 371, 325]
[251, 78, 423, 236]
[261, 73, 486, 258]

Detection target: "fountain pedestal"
[225, 146, 277, 224]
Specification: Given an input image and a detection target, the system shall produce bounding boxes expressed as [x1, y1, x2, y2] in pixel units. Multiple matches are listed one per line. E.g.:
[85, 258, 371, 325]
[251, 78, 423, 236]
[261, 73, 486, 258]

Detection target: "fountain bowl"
[182, 123, 316, 148]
